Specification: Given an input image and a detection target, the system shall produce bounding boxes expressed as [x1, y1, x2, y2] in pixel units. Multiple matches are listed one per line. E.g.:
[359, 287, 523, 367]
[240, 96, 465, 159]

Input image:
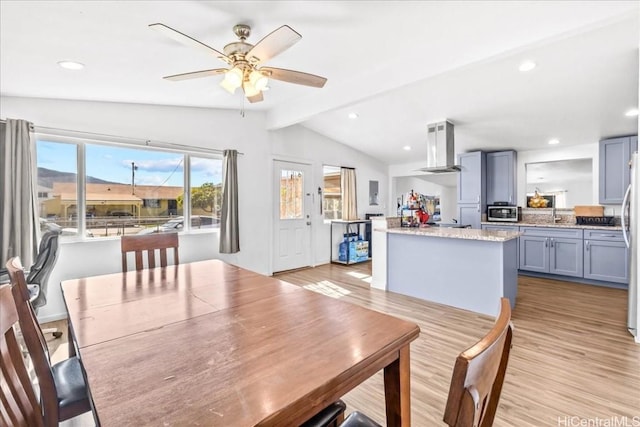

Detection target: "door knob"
[306, 221, 311, 225]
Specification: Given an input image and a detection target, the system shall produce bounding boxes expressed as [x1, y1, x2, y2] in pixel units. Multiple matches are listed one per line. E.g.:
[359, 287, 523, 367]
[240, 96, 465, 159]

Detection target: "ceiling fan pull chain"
[240, 96, 245, 118]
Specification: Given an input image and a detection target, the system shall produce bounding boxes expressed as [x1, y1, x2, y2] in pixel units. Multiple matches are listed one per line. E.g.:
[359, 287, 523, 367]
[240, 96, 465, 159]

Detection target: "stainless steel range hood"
[417, 120, 460, 173]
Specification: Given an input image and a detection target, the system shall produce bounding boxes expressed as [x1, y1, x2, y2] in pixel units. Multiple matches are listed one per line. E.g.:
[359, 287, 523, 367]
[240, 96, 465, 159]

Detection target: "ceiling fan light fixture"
[224, 67, 244, 89]
[249, 70, 269, 91]
[243, 80, 260, 97]
[220, 78, 238, 94]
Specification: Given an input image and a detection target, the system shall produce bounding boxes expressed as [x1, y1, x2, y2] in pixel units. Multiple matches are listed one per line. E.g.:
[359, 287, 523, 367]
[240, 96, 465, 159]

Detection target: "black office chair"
[1, 229, 63, 338]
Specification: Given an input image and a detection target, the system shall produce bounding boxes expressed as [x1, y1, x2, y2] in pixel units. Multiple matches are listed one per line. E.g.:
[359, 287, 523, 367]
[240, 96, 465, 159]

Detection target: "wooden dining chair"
[0, 284, 44, 427]
[121, 232, 180, 271]
[338, 298, 514, 427]
[5, 257, 92, 425]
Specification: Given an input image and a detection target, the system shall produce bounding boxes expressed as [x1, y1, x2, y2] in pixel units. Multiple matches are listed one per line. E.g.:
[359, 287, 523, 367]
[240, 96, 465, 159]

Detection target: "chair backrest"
[25, 230, 61, 310]
[443, 298, 513, 427]
[5, 257, 59, 426]
[0, 284, 44, 427]
[121, 233, 180, 272]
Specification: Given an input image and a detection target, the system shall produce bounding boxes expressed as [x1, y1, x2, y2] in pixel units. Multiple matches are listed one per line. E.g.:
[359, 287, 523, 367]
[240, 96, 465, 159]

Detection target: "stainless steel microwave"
[487, 205, 521, 222]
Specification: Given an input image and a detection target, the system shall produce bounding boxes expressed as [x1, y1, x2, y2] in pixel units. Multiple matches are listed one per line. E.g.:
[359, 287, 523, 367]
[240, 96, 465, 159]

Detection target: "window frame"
[35, 133, 223, 240]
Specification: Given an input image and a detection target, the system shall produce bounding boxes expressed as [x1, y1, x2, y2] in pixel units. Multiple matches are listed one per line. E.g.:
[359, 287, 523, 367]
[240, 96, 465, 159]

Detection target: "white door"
[273, 160, 313, 272]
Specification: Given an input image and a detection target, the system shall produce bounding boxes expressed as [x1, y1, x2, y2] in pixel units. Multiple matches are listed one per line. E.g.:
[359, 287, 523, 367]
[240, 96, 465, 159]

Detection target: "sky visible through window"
[37, 140, 222, 187]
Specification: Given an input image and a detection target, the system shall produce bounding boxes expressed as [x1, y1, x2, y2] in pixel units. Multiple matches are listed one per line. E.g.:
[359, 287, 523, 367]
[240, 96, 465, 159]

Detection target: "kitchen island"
[380, 226, 521, 316]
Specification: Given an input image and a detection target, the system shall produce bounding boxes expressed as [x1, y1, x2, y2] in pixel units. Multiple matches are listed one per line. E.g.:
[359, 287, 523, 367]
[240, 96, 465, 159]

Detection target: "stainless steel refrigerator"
[622, 151, 638, 338]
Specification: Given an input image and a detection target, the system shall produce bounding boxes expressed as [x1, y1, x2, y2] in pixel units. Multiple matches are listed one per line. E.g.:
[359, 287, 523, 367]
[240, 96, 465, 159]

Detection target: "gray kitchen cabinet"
[519, 235, 549, 273]
[599, 135, 638, 204]
[486, 150, 516, 205]
[549, 237, 583, 277]
[457, 151, 486, 204]
[519, 227, 583, 277]
[458, 204, 482, 229]
[457, 151, 486, 229]
[583, 230, 629, 283]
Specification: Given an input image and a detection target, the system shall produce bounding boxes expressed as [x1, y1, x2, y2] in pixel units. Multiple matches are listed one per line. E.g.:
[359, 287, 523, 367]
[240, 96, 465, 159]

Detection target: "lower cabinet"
[583, 230, 629, 283]
[484, 225, 628, 285]
[549, 237, 583, 277]
[519, 227, 583, 278]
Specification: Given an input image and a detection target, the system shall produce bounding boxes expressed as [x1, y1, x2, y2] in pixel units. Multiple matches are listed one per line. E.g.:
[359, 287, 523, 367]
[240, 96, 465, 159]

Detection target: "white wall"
[388, 160, 458, 220]
[270, 125, 388, 265]
[392, 176, 457, 223]
[1, 96, 390, 321]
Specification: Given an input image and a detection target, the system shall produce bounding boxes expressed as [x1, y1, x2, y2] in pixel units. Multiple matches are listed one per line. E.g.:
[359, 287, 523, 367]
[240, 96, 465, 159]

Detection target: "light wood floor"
[45, 262, 639, 426]
[275, 262, 640, 426]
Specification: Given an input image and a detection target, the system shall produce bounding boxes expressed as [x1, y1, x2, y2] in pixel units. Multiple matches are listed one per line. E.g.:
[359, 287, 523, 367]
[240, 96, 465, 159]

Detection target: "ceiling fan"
[150, 22, 327, 103]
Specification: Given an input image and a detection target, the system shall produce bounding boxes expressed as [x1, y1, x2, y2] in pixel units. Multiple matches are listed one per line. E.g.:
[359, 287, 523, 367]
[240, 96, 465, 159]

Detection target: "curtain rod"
[0, 119, 244, 156]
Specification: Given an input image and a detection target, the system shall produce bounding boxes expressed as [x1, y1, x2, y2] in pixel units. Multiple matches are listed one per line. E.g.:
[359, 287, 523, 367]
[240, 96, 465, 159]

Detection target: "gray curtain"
[219, 149, 239, 253]
[0, 119, 40, 268]
[341, 167, 358, 220]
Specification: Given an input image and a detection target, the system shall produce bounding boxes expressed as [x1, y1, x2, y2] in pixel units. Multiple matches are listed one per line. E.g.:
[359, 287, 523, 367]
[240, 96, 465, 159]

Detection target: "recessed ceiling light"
[57, 61, 85, 70]
[548, 139, 560, 145]
[519, 61, 536, 72]
[348, 112, 359, 119]
[403, 145, 412, 151]
[625, 108, 639, 117]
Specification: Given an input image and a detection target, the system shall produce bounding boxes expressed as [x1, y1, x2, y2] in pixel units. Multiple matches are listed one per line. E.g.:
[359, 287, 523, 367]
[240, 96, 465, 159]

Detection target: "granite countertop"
[385, 226, 521, 242]
[480, 221, 623, 231]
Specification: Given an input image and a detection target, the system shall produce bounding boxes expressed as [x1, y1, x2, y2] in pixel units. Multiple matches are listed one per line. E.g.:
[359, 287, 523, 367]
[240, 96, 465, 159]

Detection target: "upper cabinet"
[457, 151, 486, 204]
[599, 136, 638, 205]
[486, 150, 516, 205]
[457, 151, 486, 229]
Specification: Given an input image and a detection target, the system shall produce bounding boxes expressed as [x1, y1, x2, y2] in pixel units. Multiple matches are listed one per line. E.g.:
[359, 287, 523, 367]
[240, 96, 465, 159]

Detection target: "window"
[189, 156, 223, 224]
[36, 137, 222, 238]
[143, 199, 160, 208]
[323, 165, 342, 220]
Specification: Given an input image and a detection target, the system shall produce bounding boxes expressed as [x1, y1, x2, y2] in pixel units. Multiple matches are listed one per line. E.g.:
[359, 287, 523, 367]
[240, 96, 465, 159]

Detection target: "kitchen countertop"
[384, 226, 521, 242]
[480, 221, 623, 231]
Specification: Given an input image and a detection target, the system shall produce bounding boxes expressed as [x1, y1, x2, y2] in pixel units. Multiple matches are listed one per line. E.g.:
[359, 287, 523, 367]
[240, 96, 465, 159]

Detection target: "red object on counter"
[416, 208, 430, 224]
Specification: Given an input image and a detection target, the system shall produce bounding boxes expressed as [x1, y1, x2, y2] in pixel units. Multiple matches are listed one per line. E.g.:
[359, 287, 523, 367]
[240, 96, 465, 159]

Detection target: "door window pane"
[280, 169, 304, 219]
[37, 140, 78, 235]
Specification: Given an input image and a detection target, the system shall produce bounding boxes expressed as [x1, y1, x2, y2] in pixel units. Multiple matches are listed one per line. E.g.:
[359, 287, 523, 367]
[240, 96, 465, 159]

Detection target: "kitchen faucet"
[551, 207, 562, 223]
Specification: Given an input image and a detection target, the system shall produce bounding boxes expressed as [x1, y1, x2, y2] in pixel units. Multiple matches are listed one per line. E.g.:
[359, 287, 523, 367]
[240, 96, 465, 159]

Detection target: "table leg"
[383, 345, 411, 427]
[67, 321, 77, 357]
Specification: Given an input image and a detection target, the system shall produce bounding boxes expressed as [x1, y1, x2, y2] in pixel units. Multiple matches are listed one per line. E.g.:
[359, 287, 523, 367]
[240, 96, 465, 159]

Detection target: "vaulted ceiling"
[1, 1, 638, 164]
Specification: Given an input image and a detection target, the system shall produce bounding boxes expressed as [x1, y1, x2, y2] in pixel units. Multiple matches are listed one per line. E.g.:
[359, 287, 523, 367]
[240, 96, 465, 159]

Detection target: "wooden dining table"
[61, 259, 420, 426]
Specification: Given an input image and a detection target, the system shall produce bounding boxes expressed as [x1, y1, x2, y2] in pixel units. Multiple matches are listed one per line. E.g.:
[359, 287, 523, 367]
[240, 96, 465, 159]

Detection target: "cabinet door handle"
[477, 204, 480, 213]
[586, 240, 590, 251]
[545, 238, 548, 247]
[598, 235, 617, 238]
[550, 238, 554, 248]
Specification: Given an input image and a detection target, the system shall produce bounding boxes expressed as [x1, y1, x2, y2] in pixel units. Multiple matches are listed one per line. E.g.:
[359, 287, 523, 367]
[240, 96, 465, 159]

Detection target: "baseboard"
[517, 271, 628, 290]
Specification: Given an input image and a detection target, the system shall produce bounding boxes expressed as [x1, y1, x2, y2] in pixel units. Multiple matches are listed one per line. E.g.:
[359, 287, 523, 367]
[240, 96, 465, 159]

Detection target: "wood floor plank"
[275, 262, 640, 426]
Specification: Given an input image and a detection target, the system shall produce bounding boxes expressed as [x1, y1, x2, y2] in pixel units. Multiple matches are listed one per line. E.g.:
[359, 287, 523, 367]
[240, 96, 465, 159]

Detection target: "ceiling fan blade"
[246, 25, 301, 65]
[247, 92, 264, 103]
[149, 23, 230, 64]
[163, 68, 228, 81]
[261, 67, 327, 88]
